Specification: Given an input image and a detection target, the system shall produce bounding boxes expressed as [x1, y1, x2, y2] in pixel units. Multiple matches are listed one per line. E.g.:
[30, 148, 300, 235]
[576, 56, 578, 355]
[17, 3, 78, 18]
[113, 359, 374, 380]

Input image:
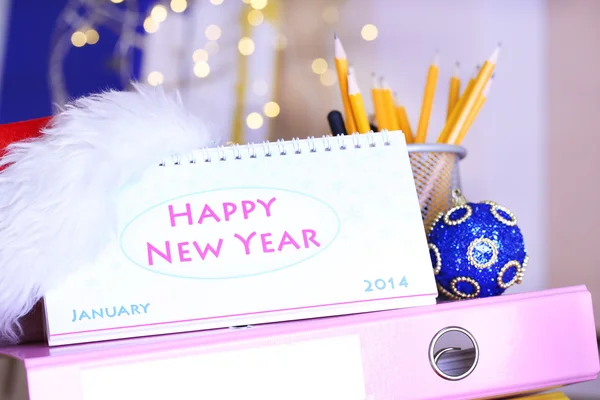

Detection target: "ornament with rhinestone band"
[427, 188, 528, 300]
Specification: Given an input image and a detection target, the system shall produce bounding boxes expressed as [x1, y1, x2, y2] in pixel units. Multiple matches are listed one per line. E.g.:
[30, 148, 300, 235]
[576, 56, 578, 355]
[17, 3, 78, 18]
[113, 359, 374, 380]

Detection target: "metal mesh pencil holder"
[407, 144, 467, 230]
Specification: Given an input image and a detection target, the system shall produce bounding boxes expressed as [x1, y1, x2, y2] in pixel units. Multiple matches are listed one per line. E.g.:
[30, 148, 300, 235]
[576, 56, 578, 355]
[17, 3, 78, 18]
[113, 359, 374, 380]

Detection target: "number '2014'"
[364, 277, 408, 292]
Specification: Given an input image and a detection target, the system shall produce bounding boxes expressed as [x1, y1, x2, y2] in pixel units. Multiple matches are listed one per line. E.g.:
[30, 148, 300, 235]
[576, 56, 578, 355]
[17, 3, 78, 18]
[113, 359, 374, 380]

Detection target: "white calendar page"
[44, 131, 437, 345]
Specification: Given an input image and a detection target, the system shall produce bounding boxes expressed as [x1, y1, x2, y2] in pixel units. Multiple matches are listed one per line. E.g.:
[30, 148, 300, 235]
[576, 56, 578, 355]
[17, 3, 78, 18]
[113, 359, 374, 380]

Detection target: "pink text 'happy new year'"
[146, 197, 321, 265]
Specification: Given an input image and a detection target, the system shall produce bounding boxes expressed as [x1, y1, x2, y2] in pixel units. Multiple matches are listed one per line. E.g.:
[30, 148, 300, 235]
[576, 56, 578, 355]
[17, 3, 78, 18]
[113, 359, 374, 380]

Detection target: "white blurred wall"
[547, 0, 600, 330]
[277, 0, 548, 294]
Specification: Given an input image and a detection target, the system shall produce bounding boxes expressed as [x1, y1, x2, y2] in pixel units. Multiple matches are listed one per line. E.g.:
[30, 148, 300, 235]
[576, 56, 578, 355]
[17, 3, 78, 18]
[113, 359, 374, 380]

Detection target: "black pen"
[327, 110, 347, 136]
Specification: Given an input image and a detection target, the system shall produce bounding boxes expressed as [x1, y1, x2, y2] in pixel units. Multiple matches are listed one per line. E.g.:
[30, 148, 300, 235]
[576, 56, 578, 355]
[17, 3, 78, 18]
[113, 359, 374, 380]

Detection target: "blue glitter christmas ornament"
[428, 189, 528, 300]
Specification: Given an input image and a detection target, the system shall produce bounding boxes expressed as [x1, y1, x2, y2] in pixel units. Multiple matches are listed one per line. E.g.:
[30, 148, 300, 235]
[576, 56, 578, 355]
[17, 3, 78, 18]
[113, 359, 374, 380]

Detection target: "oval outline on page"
[119, 187, 341, 279]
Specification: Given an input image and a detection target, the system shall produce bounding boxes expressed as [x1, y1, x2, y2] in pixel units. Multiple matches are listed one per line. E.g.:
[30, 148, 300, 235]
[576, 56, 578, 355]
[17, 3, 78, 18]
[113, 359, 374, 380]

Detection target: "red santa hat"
[0, 116, 50, 158]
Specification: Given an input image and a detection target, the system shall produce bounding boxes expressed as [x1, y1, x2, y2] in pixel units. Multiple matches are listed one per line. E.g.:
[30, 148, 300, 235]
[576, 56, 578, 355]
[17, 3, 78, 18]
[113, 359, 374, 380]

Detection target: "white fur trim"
[0, 84, 214, 342]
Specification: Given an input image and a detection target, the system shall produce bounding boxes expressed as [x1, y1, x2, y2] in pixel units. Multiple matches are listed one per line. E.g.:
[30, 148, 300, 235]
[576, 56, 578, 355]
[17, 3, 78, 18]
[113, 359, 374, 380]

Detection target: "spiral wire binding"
[154, 129, 464, 229]
[157, 131, 391, 167]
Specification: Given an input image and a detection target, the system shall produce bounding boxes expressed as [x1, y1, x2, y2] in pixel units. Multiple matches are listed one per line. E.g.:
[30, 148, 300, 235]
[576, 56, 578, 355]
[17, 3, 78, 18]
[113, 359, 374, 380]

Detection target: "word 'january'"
[146, 197, 321, 265]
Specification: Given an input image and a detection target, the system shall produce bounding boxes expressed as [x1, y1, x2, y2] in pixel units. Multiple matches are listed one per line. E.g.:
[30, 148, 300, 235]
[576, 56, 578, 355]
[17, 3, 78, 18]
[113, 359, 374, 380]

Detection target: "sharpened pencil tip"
[453, 61, 460, 77]
[347, 68, 361, 95]
[433, 51, 440, 66]
[379, 76, 390, 89]
[334, 34, 347, 60]
[489, 44, 501, 64]
[371, 73, 380, 88]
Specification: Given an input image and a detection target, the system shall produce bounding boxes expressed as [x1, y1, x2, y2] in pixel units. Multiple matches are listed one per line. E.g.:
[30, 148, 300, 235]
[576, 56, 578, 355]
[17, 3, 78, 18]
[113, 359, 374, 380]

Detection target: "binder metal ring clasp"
[429, 326, 479, 381]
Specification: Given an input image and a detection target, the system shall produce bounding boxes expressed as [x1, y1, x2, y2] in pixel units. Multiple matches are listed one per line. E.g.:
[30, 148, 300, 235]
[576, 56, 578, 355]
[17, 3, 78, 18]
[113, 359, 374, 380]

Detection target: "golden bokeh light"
[170, 0, 187, 13]
[150, 5, 168, 22]
[193, 62, 211, 78]
[246, 112, 264, 129]
[274, 34, 287, 50]
[250, 0, 267, 10]
[311, 58, 328, 75]
[210, 0, 224, 4]
[71, 31, 86, 47]
[205, 24, 222, 41]
[247, 9, 264, 26]
[322, 6, 339, 24]
[84, 29, 99, 45]
[361, 24, 378, 41]
[110, 0, 124, 3]
[143, 17, 159, 33]
[192, 48, 208, 63]
[238, 37, 255, 56]
[263, 102, 280, 118]
[147, 71, 164, 86]
[320, 68, 337, 86]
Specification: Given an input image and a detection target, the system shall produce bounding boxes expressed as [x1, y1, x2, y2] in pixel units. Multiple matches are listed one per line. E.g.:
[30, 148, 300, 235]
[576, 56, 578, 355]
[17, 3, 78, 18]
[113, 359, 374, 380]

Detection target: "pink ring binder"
[1, 286, 597, 400]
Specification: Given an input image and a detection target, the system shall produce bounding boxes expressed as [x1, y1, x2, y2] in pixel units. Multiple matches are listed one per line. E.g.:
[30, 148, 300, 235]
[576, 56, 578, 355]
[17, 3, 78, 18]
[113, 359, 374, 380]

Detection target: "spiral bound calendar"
[43, 130, 438, 346]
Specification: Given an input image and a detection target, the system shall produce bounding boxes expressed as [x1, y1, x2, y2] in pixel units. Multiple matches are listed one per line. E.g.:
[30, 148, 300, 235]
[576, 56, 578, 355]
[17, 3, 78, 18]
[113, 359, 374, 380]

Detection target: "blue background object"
[0, 0, 154, 123]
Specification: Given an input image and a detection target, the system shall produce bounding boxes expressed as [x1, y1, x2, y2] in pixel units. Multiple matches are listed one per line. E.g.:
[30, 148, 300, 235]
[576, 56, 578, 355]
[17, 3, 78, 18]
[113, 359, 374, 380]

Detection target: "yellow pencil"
[464, 64, 480, 95]
[347, 66, 371, 133]
[436, 64, 479, 143]
[453, 76, 493, 145]
[415, 51, 440, 143]
[371, 73, 388, 131]
[334, 33, 358, 134]
[393, 92, 414, 143]
[460, 64, 480, 102]
[439, 43, 500, 144]
[380, 77, 400, 131]
[447, 61, 461, 119]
